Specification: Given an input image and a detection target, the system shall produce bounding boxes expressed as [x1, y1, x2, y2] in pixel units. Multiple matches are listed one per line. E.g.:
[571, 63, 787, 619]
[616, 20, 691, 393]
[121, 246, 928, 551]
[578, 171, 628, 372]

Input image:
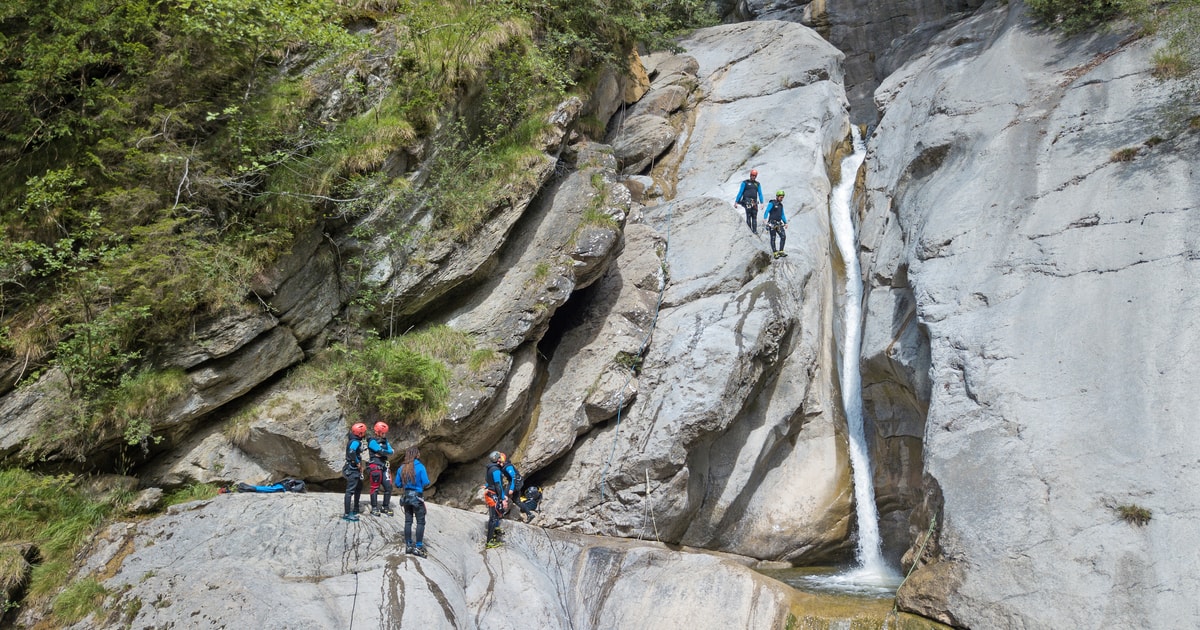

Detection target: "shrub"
[1025, 0, 1130, 33]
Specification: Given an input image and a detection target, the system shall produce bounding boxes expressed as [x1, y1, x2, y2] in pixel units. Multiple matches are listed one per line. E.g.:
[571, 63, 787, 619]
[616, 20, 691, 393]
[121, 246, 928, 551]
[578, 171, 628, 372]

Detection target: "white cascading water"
[828, 126, 900, 588]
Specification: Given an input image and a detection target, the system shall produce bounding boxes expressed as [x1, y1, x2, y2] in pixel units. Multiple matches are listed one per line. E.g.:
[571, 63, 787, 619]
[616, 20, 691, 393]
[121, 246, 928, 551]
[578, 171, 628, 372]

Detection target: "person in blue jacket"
[395, 446, 430, 557]
[367, 421, 394, 516]
[484, 451, 509, 546]
[496, 452, 531, 522]
[734, 169, 764, 233]
[763, 190, 788, 258]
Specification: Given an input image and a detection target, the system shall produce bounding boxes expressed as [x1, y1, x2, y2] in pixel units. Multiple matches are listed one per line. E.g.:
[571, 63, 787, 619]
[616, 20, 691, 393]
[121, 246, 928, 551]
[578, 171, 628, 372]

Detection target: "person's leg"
[778, 227, 786, 254]
[486, 507, 498, 540]
[381, 478, 393, 514]
[414, 501, 427, 546]
[404, 504, 415, 547]
[769, 226, 779, 252]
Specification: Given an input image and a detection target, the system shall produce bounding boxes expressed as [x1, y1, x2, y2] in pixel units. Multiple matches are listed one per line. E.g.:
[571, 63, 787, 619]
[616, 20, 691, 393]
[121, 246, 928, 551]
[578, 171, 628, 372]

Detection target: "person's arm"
[782, 206, 788, 225]
[416, 462, 430, 492]
[505, 465, 518, 497]
[763, 201, 772, 219]
[756, 184, 764, 204]
[735, 181, 747, 204]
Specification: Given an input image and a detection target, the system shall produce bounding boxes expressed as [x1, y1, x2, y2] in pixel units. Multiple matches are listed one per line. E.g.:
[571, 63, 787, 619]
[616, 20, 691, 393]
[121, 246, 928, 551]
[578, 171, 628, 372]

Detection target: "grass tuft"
[1116, 503, 1152, 526]
[1111, 147, 1139, 162]
[51, 578, 107, 624]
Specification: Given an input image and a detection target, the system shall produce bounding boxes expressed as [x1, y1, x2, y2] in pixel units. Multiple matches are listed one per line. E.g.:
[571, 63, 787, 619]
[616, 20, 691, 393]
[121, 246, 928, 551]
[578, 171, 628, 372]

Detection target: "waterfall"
[829, 126, 896, 582]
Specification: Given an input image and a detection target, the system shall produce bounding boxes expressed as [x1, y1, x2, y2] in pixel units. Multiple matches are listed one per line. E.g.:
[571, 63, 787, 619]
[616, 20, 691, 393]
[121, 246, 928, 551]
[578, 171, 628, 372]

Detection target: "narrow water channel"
[798, 125, 902, 600]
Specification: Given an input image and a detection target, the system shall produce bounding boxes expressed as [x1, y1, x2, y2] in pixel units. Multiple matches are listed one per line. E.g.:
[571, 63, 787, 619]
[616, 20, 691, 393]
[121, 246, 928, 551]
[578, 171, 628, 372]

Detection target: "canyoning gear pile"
[219, 478, 307, 494]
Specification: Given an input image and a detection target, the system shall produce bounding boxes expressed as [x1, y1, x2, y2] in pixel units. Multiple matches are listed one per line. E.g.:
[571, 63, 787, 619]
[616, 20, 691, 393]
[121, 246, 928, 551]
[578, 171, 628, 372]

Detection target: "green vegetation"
[1111, 146, 1140, 161]
[1025, 0, 1135, 33]
[304, 325, 503, 429]
[1116, 503, 1152, 526]
[1, 0, 715, 455]
[162, 482, 220, 507]
[1026, 1, 1199, 80]
[51, 577, 108, 625]
[0, 470, 122, 613]
[1149, 0, 1200, 79]
[614, 350, 643, 373]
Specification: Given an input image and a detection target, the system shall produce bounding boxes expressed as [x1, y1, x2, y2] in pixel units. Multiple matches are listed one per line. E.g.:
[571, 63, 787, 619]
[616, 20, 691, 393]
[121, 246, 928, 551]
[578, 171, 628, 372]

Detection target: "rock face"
[859, 4, 1200, 627]
[60, 494, 801, 630]
[517, 20, 855, 563]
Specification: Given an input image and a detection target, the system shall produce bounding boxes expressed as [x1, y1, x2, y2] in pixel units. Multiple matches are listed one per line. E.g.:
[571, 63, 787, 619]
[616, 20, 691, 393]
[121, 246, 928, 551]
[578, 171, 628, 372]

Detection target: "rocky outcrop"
[811, 0, 987, 122]
[860, 4, 1200, 627]
[51, 494, 802, 630]
[518, 21, 855, 563]
[126, 20, 861, 570]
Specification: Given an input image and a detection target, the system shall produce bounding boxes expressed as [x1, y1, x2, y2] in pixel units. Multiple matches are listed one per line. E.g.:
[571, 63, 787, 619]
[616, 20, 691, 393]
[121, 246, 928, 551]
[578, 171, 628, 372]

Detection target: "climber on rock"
[734, 169, 764, 233]
[764, 190, 788, 258]
[395, 446, 430, 557]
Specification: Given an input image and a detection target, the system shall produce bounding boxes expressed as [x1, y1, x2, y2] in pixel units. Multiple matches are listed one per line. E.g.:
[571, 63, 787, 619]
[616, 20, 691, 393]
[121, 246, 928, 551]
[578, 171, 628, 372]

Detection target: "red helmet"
[351, 422, 367, 438]
[498, 452, 508, 465]
[749, 169, 758, 178]
[373, 421, 389, 436]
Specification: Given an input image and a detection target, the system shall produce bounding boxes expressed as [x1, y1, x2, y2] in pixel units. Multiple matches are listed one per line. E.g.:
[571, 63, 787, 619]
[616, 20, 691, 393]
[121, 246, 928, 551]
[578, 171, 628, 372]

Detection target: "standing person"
[482, 485, 506, 549]
[395, 446, 430, 557]
[342, 422, 368, 522]
[367, 421, 394, 516]
[763, 190, 788, 258]
[484, 452, 509, 547]
[497, 453, 531, 522]
[734, 169, 764, 233]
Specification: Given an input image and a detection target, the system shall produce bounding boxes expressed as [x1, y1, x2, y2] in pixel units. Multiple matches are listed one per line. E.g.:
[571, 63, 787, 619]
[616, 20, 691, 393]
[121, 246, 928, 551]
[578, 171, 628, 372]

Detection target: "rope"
[538, 526, 578, 630]
[598, 200, 675, 505]
[349, 570, 359, 630]
[886, 515, 937, 627]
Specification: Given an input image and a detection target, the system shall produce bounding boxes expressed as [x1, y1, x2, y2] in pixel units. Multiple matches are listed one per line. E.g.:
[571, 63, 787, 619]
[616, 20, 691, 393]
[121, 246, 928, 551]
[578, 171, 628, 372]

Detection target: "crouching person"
[396, 446, 429, 557]
[517, 485, 543, 522]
